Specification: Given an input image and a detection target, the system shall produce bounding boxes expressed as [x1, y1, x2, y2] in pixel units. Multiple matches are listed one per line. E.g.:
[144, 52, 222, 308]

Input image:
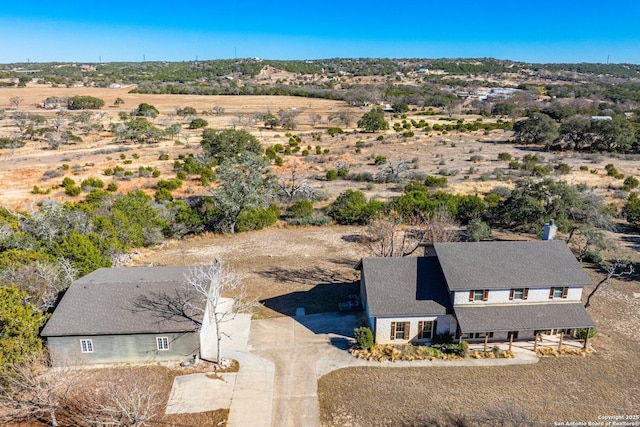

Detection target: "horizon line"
[1, 56, 638, 66]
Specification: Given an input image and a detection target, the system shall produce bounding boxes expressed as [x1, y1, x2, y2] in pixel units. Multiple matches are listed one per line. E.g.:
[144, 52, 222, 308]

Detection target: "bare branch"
[184, 262, 255, 363]
[585, 251, 634, 308]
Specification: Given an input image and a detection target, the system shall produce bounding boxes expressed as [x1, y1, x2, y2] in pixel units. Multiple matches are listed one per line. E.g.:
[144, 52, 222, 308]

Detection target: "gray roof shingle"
[41, 266, 205, 337]
[361, 256, 452, 317]
[455, 302, 596, 333]
[433, 240, 592, 291]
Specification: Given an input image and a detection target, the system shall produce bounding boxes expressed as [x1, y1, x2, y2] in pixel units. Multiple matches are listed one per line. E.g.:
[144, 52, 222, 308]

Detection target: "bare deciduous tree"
[212, 105, 225, 115]
[328, 109, 356, 128]
[361, 208, 459, 257]
[361, 215, 415, 257]
[184, 261, 254, 364]
[0, 258, 77, 311]
[278, 162, 319, 200]
[310, 113, 322, 127]
[81, 380, 161, 427]
[277, 108, 300, 130]
[376, 158, 410, 183]
[0, 353, 76, 427]
[584, 248, 635, 308]
[421, 206, 460, 245]
[9, 96, 23, 110]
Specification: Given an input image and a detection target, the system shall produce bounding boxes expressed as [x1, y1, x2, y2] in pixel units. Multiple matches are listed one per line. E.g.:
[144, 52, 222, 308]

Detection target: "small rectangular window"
[156, 337, 169, 351]
[394, 322, 406, 340]
[513, 288, 525, 300]
[80, 339, 93, 353]
[473, 289, 485, 301]
[551, 287, 567, 299]
[419, 321, 434, 340]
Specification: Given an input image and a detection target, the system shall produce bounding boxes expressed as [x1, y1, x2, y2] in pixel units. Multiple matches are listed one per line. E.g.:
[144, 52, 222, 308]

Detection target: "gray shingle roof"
[455, 302, 596, 333]
[41, 266, 205, 337]
[361, 256, 452, 317]
[433, 240, 592, 291]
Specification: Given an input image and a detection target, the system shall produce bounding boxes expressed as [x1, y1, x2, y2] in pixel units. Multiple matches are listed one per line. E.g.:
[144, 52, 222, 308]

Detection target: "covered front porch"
[454, 302, 596, 350]
[467, 331, 589, 353]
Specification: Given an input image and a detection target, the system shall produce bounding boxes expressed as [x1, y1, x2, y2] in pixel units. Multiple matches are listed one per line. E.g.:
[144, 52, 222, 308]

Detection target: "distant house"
[41, 266, 212, 366]
[357, 238, 595, 346]
[591, 115, 612, 121]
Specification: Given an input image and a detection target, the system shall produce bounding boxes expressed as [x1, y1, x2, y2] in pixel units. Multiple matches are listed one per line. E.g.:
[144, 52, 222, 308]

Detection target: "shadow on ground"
[257, 266, 353, 285]
[260, 281, 360, 317]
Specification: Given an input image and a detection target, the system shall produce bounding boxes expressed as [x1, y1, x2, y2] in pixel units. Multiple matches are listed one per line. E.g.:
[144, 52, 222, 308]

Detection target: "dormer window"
[550, 287, 568, 299]
[469, 289, 489, 302]
[509, 288, 529, 300]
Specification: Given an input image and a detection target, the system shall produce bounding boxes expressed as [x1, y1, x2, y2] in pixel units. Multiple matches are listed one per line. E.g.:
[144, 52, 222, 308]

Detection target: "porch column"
[533, 332, 539, 351]
[483, 334, 488, 352]
[558, 331, 564, 351]
[583, 327, 591, 349]
[508, 333, 513, 352]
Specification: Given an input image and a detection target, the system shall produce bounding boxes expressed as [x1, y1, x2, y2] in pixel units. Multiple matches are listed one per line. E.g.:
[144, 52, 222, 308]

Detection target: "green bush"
[235, 205, 280, 233]
[81, 177, 105, 190]
[555, 163, 572, 175]
[176, 106, 197, 116]
[326, 189, 385, 225]
[605, 163, 624, 179]
[274, 156, 284, 166]
[188, 118, 208, 129]
[65, 185, 81, 196]
[133, 103, 159, 118]
[374, 155, 387, 165]
[68, 95, 105, 110]
[31, 185, 51, 195]
[289, 200, 314, 218]
[157, 178, 183, 191]
[62, 177, 75, 188]
[497, 152, 512, 161]
[354, 327, 374, 350]
[154, 188, 173, 203]
[575, 328, 597, 340]
[106, 183, 118, 192]
[159, 153, 170, 161]
[424, 175, 448, 188]
[467, 218, 490, 242]
[622, 176, 639, 191]
[326, 169, 338, 181]
[327, 127, 344, 137]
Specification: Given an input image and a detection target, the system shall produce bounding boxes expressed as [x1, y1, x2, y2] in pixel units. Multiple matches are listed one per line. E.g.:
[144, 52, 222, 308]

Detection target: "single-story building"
[357, 240, 595, 346]
[41, 266, 211, 366]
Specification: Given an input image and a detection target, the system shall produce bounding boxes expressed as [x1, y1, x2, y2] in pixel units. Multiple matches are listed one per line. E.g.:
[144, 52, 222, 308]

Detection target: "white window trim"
[420, 321, 434, 340]
[80, 339, 93, 353]
[156, 336, 169, 351]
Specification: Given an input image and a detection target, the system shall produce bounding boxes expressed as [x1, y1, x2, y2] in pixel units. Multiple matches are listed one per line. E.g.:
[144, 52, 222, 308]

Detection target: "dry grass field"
[2, 85, 640, 214]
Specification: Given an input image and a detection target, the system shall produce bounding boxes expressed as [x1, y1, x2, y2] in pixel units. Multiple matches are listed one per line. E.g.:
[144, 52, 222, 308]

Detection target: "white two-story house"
[357, 239, 595, 346]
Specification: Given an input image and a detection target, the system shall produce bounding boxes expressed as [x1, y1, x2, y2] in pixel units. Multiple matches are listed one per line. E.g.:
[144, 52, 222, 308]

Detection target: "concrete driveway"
[229, 312, 364, 427]
[172, 311, 539, 426]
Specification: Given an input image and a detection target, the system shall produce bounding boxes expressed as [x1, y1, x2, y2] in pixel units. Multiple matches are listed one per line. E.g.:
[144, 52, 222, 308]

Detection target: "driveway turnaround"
[169, 311, 539, 426]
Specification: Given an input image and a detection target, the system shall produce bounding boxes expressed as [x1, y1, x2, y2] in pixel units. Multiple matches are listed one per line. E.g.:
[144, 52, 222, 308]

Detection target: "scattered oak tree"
[357, 107, 389, 132]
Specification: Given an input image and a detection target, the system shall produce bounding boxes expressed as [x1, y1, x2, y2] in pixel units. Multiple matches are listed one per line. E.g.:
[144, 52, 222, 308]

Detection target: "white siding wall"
[453, 287, 583, 305]
[374, 315, 457, 345]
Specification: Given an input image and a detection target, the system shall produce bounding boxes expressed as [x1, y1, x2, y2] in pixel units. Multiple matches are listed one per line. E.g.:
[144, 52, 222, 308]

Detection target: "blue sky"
[1, 0, 639, 64]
